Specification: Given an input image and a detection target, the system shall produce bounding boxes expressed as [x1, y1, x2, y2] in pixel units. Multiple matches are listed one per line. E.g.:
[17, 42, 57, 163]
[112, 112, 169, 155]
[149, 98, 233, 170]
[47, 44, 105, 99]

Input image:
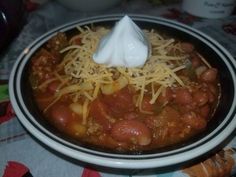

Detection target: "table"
[1, 1, 236, 176]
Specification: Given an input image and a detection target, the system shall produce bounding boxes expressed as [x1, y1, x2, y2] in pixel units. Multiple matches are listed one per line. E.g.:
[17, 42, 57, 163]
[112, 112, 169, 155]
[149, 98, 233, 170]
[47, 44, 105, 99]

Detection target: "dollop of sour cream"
[93, 15, 150, 67]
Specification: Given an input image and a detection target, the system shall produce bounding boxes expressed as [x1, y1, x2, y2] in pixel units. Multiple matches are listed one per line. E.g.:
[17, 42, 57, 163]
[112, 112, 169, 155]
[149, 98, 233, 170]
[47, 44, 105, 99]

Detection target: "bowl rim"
[9, 14, 236, 169]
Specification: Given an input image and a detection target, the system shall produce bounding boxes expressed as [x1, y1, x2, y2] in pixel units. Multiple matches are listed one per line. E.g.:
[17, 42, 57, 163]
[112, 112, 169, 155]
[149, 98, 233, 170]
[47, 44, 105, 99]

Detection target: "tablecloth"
[1, 1, 236, 176]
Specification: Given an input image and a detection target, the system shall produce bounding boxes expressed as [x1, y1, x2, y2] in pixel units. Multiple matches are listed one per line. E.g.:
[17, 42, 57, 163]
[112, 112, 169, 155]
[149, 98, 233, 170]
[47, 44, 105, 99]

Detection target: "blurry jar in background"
[182, 0, 236, 19]
[56, 0, 122, 12]
[0, 0, 26, 53]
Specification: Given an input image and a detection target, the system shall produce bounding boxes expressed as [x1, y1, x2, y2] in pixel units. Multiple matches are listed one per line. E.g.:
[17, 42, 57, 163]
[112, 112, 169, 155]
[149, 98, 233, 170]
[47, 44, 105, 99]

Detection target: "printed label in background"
[182, 0, 236, 19]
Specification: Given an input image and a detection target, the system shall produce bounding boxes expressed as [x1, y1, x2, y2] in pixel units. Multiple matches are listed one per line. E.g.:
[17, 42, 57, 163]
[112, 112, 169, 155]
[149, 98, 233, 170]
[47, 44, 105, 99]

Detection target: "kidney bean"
[35, 92, 55, 110]
[193, 91, 209, 106]
[98, 133, 130, 149]
[200, 68, 218, 83]
[207, 83, 218, 96]
[89, 99, 113, 131]
[102, 87, 135, 114]
[50, 104, 75, 130]
[111, 120, 152, 146]
[181, 112, 207, 130]
[124, 112, 139, 120]
[173, 88, 193, 105]
[47, 80, 60, 93]
[181, 42, 195, 53]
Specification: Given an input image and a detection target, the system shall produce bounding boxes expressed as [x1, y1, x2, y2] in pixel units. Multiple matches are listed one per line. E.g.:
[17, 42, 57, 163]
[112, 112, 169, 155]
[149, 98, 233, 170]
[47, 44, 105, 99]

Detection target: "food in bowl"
[9, 15, 236, 169]
[28, 16, 220, 153]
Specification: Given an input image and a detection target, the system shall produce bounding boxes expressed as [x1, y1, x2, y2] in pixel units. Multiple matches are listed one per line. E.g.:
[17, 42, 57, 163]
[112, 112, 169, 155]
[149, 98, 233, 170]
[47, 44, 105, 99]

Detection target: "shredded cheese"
[40, 26, 193, 115]
[82, 99, 89, 125]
